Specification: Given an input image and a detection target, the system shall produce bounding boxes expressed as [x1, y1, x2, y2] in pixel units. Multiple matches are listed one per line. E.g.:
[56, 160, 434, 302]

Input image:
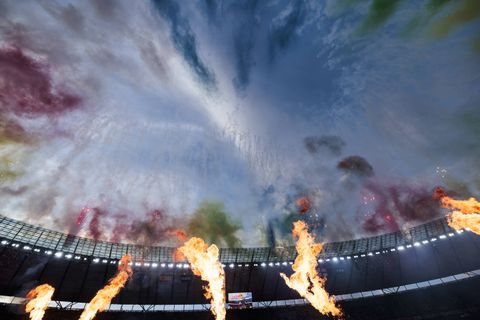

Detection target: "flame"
[25, 284, 55, 320]
[79, 255, 133, 320]
[448, 211, 480, 235]
[435, 188, 480, 235]
[280, 221, 342, 317]
[179, 237, 226, 320]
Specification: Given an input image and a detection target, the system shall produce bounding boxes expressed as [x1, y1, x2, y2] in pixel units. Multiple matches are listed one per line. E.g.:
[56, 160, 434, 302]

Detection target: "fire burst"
[25, 284, 55, 320]
[79, 255, 133, 320]
[179, 237, 226, 320]
[280, 221, 342, 317]
[435, 187, 480, 235]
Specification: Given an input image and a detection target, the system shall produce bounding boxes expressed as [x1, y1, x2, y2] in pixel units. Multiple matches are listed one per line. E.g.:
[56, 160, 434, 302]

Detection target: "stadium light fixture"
[45, 250, 53, 255]
[168, 263, 174, 268]
[367, 252, 373, 256]
[375, 251, 380, 255]
[397, 246, 405, 250]
[430, 238, 437, 242]
[152, 263, 158, 268]
[93, 258, 100, 263]
[346, 256, 351, 259]
[340, 257, 345, 261]
[282, 262, 288, 266]
[439, 235, 447, 239]
[65, 254, 72, 259]
[332, 257, 338, 262]
[260, 262, 266, 267]
[422, 240, 428, 244]
[54, 252, 63, 258]
[161, 263, 166, 268]
[414, 242, 421, 247]
[448, 233, 454, 237]
[390, 248, 396, 252]
[268, 262, 274, 267]
[406, 244, 412, 248]
[23, 245, 32, 250]
[0, 240, 8, 245]
[34, 248, 40, 252]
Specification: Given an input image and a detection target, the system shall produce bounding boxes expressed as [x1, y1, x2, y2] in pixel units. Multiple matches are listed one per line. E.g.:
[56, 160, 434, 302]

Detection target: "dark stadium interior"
[2, 278, 480, 319]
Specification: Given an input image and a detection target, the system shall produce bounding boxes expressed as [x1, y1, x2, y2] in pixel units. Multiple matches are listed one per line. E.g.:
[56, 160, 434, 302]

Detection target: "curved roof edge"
[0, 214, 455, 263]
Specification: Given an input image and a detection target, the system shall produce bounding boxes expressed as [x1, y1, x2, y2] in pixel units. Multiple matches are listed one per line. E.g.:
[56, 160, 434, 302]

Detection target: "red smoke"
[359, 182, 442, 234]
[296, 197, 311, 214]
[89, 208, 107, 240]
[0, 46, 81, 118]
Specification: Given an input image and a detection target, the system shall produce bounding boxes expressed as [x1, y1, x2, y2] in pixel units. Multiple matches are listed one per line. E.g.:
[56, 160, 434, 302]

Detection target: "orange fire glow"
[435, 187, 480, 235]
[448, 211, 480, 235]
[179, 237, 226, 320]
[25, 284, 55, 320]
[172, 229, 188, 242]
[296, 197, 311, 214]
[79, 255, 133, 320]
[280, 220, 342, 317]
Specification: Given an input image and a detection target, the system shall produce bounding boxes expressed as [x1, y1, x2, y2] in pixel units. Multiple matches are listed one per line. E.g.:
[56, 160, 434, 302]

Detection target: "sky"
[0, 0, 479, 247]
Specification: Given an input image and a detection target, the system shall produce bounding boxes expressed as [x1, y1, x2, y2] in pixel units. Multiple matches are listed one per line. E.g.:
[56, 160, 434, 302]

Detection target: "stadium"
[1, 1, 480, 319]
[1, 214, 479, 319]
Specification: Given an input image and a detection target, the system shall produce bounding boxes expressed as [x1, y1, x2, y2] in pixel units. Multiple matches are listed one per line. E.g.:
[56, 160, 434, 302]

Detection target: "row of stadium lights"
[0, 229, 466, 269]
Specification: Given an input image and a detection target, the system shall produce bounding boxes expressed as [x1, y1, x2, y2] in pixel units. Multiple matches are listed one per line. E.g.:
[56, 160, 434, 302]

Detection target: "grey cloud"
[229, 0, 260, 91]
[304, 135, 346, 156]
[337, 155, 374, 177]
[268, 0, 306, 62]
[153, 0, 216, 87]
[61, 4, 85, 34]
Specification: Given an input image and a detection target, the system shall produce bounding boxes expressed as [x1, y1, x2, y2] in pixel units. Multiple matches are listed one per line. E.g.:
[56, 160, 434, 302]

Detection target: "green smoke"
[187, 200, 241, 248]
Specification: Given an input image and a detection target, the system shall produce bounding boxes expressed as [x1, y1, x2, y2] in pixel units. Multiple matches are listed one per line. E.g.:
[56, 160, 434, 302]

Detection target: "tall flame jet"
[435, 187, 480, 235]
[280, 221, 342, 317]
[179, 237, 226, 320]
[79, 255, 133, 320]
[25, 284, 55, 320]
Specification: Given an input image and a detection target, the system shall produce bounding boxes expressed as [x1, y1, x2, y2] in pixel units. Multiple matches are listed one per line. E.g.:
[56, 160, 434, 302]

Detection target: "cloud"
[304, 135, 345, 155]
[152, 0, 216, 87]
[268, 0, 306, 62]
[230, 0, 260, 91]
[337, 156, 374, 177]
